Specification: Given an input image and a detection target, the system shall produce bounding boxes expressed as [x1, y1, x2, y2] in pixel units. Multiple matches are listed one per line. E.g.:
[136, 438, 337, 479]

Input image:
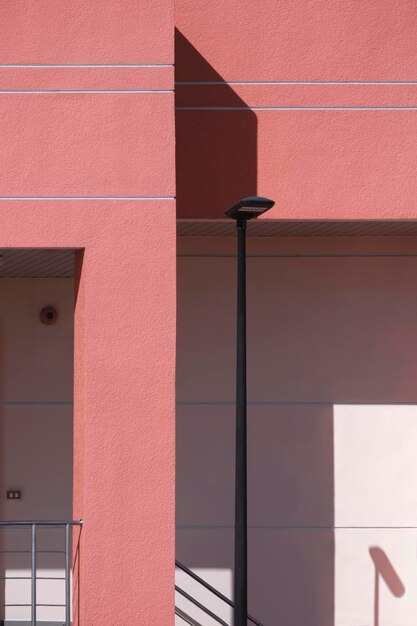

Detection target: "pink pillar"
[0, 204, 176, 624]
[0, 2, 175, 624]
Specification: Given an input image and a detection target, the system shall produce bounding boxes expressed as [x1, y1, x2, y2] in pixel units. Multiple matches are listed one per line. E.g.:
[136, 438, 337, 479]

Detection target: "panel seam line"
[176, 525, 417, 530]
[0, 64, 174, 68]
[176, 106, 417, 111]
[0, 90, 173, 93]
[0, 196, 176, 200]
[176, 81, 417, 85]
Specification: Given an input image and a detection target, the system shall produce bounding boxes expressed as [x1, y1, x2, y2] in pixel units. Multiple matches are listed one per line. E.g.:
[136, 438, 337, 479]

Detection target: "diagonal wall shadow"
[175, 29, 257, 220]
[175, 38, 335, 620]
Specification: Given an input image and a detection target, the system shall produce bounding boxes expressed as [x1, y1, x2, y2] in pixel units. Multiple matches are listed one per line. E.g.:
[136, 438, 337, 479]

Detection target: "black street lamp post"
[225, 197, 275, 626]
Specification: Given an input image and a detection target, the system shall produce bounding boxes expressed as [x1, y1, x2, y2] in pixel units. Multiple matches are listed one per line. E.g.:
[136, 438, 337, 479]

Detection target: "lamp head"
[224, 196, 275, 221]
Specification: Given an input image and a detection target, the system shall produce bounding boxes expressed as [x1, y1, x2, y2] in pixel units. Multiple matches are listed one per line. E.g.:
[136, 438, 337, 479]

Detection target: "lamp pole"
[235, 214, 247, 626]
[225, 197, 275, 626]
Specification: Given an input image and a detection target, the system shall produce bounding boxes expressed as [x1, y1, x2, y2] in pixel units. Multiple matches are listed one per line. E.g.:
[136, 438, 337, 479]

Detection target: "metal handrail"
[175, 559, 265, 626]
[175, 608, 200, 626]
[0, 520, 83, 525]
[0, 520, 82, 626]
[176, 585, 228, 626]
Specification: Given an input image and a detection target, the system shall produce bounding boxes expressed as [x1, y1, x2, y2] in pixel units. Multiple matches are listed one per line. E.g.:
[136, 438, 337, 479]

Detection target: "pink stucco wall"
[0, 204, 176, 624]
[4, 0, 417, 623]
[0, 2, 176, 624]
[176, 0, 417, 220]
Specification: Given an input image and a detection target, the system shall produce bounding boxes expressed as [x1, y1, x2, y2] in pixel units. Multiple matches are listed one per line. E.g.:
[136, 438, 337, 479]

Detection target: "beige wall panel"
[177, 403, 333, 527]
[0, 279, 73, 402]
[177, 256, 417, 403]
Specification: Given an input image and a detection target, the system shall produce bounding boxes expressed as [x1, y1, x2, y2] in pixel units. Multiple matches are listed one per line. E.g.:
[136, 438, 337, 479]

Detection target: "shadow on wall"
[175, 254, 335, 624]
[175, 29, 257, 219]
[0, 276, 75, 625]
[175, 31, 335, 618]
[369, 547, 405, 626]
[0, 328, 4, 624]
[176, 406, 335, 626]
[176, 250, 417, 624]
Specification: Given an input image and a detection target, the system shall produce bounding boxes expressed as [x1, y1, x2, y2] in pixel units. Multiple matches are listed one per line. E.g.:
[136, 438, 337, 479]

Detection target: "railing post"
[31, 524, 36, 626]
[65, 523, 70, 626]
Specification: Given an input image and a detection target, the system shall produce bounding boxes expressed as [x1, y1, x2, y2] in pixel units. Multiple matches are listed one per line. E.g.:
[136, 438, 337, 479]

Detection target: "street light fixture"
[225, 196, 275, 626]
[224, 196, 275, 221]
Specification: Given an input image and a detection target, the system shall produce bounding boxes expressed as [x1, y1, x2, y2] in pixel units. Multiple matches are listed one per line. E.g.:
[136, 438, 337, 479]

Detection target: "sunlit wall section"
[334, 405, 417, 626]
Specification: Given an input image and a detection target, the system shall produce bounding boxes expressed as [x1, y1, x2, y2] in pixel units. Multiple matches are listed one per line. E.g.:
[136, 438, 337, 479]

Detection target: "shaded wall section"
[0, 278, 73, 624]
[176, 240, 335, 626]
[176, 30, 257, 219]
[176, 235, 417, 625]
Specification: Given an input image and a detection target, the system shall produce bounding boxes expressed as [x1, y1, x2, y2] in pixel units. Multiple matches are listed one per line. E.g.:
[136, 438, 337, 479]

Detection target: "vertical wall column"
[0, 2, 176, 624]
[0, 203, 177, 625]
[73, 208, 176, 625]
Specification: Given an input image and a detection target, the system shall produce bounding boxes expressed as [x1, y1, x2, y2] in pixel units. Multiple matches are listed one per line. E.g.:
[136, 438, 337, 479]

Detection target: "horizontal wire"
[0, 550, 65, 554]
[0, 196, 175, 200]
[0, 89, 172, 93]
[0, 64, 173, 68]
[0, 401, 73, 405]
[177, 106, 417, 111]
[0, 576, 65, 580]
[177, 524, 417, 530]
[177, 401, 417, 406]
[176, 81, 417, 86]
[1, 603, 65, 607]
[177, 253, 417, 258]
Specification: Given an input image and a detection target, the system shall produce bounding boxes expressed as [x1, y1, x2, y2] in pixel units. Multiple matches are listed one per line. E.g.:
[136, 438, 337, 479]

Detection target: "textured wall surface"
[0, 205, 176, 625]
[176, 0, 417, 219]
[0, 1, 176, 624]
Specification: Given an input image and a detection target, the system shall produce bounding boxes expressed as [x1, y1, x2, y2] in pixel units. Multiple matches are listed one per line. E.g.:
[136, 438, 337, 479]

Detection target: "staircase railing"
[175, 559, 264, 626]
[0, 520, 82, 626]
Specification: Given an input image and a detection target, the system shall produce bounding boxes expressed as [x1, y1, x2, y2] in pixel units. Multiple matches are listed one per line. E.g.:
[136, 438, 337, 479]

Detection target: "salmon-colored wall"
[0, 2, 176, 624]
[176, 0, 417, 220]
[0, 205, 176, 624]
